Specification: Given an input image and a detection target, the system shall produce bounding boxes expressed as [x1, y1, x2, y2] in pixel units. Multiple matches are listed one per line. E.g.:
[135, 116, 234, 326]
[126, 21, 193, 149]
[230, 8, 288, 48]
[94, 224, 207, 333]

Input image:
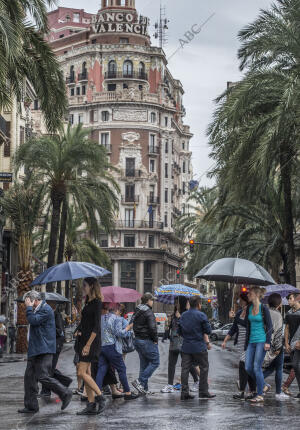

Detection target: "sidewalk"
[0, 343, 73, 364]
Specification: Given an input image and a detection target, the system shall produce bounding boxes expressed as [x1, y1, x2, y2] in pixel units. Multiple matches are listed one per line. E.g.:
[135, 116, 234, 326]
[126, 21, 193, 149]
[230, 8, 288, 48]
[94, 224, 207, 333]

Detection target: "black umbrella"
[15, 292, 70, 304]
[195, 257, 276, 286]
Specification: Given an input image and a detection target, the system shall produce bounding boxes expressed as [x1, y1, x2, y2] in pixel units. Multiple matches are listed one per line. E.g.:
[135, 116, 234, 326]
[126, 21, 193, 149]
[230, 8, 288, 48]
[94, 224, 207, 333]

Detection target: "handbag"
[122, 333, 135, 354]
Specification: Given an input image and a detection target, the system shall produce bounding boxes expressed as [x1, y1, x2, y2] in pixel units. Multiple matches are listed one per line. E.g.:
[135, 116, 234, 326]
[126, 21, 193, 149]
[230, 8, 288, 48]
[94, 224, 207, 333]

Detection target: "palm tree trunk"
[47, 194, 63, 292]
[280, 144, 296, 286]
[16, 270, 33, 354]
[56, 198, 68, 294]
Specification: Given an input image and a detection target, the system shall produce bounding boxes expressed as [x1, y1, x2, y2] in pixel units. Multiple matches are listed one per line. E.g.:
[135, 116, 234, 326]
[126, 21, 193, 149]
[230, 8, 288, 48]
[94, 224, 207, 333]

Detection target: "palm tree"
[0, 1, 67, 131]
[235, 0, 300, 284]
[0, 180, 45, 353]
[15, 124, 119, 290]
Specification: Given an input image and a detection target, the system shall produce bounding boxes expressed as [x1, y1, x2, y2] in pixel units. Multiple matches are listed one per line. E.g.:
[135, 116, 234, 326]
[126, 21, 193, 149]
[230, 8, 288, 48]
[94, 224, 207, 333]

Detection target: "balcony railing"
[147, 196, 159, 205]
[105, 71, 148, 81]
[66, 75, 75, 84]
[114, 220, 164, 230]
[121, 195, 140, 204]
[78, 71, 88, 81]
[149, 145, 159, 154]
[100, 144, 112, 153]
[121, 169, 142, 178]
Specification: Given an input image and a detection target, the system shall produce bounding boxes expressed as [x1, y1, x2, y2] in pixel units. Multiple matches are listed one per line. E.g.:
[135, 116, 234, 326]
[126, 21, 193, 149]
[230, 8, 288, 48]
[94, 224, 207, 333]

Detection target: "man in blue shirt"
[178, 296, 215, 400]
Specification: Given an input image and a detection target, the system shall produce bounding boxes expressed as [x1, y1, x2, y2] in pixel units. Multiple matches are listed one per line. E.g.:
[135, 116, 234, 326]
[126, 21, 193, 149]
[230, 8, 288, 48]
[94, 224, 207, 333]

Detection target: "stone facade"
[47, 0, 193, 303]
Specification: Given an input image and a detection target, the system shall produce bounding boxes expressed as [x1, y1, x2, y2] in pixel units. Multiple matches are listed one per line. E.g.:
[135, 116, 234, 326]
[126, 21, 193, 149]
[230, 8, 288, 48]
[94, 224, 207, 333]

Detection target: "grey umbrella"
[15, 292, 70, 304]
[195, 257, 276, 286]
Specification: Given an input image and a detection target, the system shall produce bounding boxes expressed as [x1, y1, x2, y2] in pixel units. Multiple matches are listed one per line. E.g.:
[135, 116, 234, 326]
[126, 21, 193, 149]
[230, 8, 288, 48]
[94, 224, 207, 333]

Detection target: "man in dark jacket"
[18, 291, 72, 414]
[178, 296, 215, 400]
[132, 293, 160, 394]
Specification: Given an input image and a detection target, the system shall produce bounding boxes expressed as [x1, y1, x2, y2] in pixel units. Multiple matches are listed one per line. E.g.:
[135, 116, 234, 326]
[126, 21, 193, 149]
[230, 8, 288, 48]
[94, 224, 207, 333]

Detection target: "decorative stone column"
[137, 260, 144, 295]
[113, 260, 120, 286]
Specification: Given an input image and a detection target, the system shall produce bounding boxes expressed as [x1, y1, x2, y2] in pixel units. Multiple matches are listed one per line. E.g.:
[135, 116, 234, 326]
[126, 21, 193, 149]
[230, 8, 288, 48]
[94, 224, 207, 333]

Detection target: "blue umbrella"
[155, 284, 203, 305]
[31, 262, 111, 286]
[262, 284, 300, 304]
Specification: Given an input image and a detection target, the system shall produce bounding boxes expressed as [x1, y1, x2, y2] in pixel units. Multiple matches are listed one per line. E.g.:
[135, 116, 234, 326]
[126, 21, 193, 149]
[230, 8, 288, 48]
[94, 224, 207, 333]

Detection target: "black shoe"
[73, 389, 83, 395]
[181, 393, 195, 400]
[80, 395, 88, 402]
[103, 386, 112, 396]
[18, 408, 38, 414]
[124, 392, 139, 401]
[112, 393, 125, 399]
[61, 389, 73, 410]
[245, 393, 257, 400]
[95, 394, 106, 414]
[76, 402, 97, 415]
[295, 393, 300, 399]
[233, 392, 245, 400]
[199, 392, 216, 399]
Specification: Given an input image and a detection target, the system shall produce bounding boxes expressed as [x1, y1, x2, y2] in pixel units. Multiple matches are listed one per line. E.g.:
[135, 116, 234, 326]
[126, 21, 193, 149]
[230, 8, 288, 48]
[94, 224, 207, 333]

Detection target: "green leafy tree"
[0, 0, 67, 131]
[15, 124, 119, 290]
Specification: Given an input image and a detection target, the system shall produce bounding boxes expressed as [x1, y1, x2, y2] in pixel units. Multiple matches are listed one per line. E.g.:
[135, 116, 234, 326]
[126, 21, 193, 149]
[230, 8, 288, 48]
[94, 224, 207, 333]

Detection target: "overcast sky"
[53, 0, 273, 186]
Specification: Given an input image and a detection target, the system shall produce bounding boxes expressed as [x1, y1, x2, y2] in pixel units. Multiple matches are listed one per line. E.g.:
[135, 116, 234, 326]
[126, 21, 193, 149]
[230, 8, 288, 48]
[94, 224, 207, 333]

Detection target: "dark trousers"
[168, 350, 198, 385]
[292, 350, 300, 391]
[181, 351, 209, 395]
[91, 361, 118, 386]
[24, 354, 68, 411]
[263, 351, 284, 394]
[96, 345, 130, 393]
[41, 342, 72, 395]
[239, 360, 256, 393]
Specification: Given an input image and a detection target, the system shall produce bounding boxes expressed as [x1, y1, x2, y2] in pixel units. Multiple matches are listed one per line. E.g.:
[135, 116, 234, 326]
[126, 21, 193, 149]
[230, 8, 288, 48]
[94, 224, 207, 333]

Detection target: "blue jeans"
[245, 342, 266, 396]
[96, 344, 130, 393]
[134, 338, 160, 391]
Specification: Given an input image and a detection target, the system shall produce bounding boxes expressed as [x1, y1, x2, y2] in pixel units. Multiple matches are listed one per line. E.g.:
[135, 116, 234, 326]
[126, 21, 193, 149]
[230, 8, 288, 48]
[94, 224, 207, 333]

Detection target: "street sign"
[0, 172, 12, 182]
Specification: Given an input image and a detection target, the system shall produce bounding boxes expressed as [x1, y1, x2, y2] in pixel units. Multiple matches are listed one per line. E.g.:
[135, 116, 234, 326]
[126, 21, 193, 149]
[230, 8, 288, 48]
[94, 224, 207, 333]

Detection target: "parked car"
[210, 323, 233, 341]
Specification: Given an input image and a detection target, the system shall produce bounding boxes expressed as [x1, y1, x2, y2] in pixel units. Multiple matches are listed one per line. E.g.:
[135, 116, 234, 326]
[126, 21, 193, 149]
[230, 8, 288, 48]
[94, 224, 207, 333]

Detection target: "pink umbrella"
[102, 286, 142, 303]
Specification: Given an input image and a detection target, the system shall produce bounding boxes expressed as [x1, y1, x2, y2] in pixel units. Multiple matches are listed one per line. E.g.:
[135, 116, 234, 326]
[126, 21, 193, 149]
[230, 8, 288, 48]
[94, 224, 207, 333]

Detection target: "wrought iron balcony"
[121, 169, 142, 178]
[78, 71, 88, 81]
[105, 71, 148, 81]
[121, 195, 140, 204]
[66, 75, 75, 85]
[114, 220, 164, 230]
[147, 196, 160, 205]
[149, 145, 159, 155]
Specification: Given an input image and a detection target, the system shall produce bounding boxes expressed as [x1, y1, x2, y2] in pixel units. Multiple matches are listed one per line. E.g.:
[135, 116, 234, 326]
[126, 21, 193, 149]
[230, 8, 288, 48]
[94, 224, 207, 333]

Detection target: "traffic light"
[207, 299, 211, 303]
[241, 286, 248, 293]
[176, 269, 180, 280]
[189, 239, 195, 252]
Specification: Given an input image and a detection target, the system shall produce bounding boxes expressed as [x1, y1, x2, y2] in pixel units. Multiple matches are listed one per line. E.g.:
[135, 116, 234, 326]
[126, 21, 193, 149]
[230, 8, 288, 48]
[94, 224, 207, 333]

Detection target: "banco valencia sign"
[92, 12, 150, 36]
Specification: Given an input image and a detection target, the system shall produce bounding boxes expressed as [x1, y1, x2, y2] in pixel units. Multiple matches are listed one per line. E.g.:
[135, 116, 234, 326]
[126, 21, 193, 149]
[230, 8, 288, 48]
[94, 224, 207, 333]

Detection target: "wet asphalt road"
[0, 341, 299, 430]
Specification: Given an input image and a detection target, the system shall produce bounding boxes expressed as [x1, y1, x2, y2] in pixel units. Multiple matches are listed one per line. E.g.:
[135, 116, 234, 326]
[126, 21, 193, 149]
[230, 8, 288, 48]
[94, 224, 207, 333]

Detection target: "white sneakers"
[161, 385, 175, 393]
[275, 392, 290, 400]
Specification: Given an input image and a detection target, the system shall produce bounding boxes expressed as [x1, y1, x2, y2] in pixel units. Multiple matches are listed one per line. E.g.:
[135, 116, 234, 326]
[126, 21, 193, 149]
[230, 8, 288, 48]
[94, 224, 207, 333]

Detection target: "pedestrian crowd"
[17, 278, 300, 415]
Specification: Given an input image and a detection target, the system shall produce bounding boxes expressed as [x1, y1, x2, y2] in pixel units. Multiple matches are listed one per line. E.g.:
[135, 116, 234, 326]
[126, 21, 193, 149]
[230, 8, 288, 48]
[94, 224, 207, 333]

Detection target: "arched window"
[70, 65, 74, 83]
[81, 62, 87, 79]
[139, 62, 145, 79]
[123, 60, 133, 77]
[150, 112, 156, 123]
[108, 60, 117, 78]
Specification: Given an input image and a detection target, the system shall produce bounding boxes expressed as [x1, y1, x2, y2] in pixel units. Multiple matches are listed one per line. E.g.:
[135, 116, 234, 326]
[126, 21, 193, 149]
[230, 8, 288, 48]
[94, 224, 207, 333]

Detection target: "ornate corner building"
[47, 0, 193, 298]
